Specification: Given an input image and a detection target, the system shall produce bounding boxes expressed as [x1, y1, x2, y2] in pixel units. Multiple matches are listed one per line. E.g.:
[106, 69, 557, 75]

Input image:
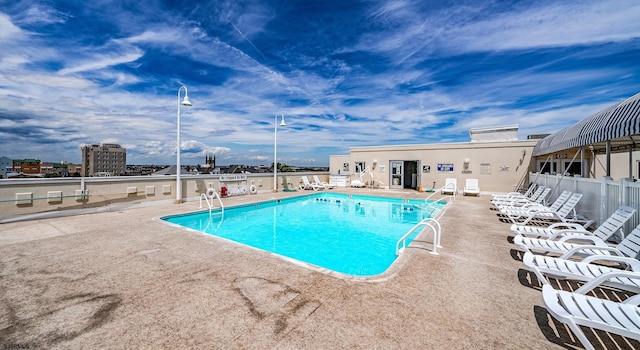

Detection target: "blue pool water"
[162, 193, 444, 277]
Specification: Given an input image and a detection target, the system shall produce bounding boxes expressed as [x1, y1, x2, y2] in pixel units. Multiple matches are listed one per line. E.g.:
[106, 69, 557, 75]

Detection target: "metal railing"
[396, 218, 442, 255]
[199, 189, 224, 215]
[395, 193, 453, 256]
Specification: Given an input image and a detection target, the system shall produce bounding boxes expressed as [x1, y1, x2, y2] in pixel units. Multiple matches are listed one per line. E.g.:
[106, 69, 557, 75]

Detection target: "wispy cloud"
[0, 13, 21, 40]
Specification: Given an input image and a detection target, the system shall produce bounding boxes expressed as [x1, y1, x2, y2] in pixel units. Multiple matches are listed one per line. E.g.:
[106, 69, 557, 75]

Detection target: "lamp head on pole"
[278, 112, 286, 127]
[181, 95, 192, 107]
[178, 85, 192, 106]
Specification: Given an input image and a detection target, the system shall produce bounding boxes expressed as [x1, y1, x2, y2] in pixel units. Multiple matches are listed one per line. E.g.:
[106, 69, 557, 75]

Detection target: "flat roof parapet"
[469, 124, 519, 142]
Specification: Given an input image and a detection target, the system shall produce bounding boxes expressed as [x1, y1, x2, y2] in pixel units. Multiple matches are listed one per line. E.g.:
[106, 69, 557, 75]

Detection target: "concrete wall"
[0, 172, 330, 222]
[593, 150, 640, 180]
[330, 141, 537, 193]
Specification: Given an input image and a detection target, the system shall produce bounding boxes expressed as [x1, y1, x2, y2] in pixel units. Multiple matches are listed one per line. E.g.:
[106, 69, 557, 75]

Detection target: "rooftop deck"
[1, 189, 636, 349]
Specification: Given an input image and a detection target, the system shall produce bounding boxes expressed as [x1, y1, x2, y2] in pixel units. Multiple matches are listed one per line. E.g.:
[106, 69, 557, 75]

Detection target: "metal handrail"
[416, 193, 453, 214]
[423, 185, 456, 203]
[199, 189, 224, 215]
[396, 217, 442, 256]
[396, 193, 454, 256]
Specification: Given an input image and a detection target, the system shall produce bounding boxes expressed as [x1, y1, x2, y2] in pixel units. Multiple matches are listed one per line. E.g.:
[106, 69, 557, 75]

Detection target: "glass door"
[390, 161, 403, 189]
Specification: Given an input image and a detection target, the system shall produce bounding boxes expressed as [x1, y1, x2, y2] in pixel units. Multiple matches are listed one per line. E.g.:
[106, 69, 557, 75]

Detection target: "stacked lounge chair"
[501, 192, 582, 225]
[492, 183, 538, 201]
[497, 190, 570, 213]
[492, 187, 550, 208]
[491, 186, 551, 207]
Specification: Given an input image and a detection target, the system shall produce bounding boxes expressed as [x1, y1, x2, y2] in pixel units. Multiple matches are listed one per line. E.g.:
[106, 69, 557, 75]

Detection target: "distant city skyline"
[1, 1, 639, 166]
[2, 153, 323, 169]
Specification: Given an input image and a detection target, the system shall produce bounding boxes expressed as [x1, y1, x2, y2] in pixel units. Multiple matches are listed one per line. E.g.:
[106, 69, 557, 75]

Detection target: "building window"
[564, 161, 582, 176]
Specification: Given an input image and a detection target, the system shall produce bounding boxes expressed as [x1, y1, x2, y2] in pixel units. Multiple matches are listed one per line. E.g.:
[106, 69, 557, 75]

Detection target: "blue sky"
[1, 0, 639, 167]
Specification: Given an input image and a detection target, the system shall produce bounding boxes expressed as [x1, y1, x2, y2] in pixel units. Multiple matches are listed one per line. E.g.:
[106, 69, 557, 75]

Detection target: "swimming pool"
[162, 193, 444, 277]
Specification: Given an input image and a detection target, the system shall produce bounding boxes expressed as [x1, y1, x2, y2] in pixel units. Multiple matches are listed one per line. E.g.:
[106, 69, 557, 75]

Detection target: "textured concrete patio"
[1, 189, 637, 349]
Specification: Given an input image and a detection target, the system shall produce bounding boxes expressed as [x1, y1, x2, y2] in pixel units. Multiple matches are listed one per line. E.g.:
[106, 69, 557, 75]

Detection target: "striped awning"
[532, 92, 640, 156]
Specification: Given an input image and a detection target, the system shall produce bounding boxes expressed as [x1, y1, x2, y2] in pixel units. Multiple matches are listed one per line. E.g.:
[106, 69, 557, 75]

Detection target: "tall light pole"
[176, 85, 192, 204]
[273, 112, 286, 192]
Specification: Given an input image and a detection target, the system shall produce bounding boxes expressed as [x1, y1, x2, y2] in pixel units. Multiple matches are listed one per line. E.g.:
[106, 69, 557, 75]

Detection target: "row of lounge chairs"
[299, 175, 332, 191]
[495, 186, 640, 349]
[493, 185, 592, 227]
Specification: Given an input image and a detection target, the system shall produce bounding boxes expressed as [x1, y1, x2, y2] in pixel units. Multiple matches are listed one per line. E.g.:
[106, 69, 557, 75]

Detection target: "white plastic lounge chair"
[492, 184, 543, 203]
[492, 187, 550, 208]
[542, 274, 640, 350]
[511, 205, 636, 238]
[498, 190, 570, 213]
[463, 179, 480, 196]
[313, 175, 332, 189]
[299, 176, 323, 191]
[500, 192, 581, 224]
[441, 178, 457, 195]
[514, 223, 640, 259]
[523, 252, 640, 293]
[492, 183, 537, 200]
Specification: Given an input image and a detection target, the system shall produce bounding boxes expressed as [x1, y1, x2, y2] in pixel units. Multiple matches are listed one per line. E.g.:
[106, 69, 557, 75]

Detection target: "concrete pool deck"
[1, 188, 637, 349]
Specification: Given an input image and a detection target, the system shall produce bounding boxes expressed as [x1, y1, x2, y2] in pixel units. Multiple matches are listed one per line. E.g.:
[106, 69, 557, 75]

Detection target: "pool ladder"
[396, 218, 442, 256]
[200, 189, 224, 215]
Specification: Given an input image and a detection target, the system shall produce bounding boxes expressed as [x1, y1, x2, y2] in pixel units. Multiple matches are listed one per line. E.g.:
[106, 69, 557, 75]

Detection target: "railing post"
[621, 178, 628, 209]
[620, 178, 629, 234]
[600, 176, 612, 229]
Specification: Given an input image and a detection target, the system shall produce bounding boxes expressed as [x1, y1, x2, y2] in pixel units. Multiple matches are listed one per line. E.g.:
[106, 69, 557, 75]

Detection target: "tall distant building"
[0, 156, 12, 178]
[81, 143, 126, 176]
[197, 154, 216, 174]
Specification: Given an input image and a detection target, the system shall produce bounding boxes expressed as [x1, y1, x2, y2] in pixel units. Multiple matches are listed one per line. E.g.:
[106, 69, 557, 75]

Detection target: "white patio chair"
[542, 274, 640, 350]
[440, 178, 457, 195]
[463, 178, 480, 196]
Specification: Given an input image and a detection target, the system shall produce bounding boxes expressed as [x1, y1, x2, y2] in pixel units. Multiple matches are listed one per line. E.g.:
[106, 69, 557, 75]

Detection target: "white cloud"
[0, 12, 23, 40]
[58, 48, 143, 75]
[454, 2, 640, 52]
[360, 0, 640, 61]
[21, 4, 69, 25]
